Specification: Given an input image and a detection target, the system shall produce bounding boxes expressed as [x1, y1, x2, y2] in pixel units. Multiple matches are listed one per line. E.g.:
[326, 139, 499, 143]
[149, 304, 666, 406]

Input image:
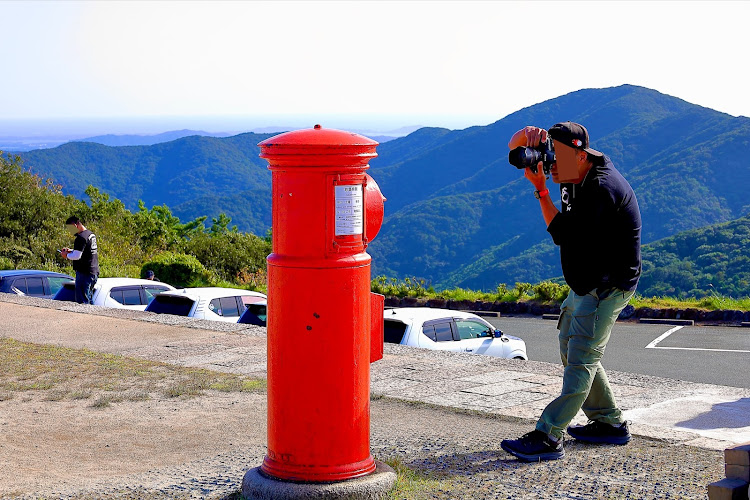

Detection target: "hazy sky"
[1, 0, 748, 135]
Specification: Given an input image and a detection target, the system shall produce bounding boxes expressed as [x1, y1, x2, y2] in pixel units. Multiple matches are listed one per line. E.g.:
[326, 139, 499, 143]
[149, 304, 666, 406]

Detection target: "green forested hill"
[367, 85, 750, 290]
[638, 215, 750, 297]
[17, 84, 750, 296]
[22, 133, 275, 235]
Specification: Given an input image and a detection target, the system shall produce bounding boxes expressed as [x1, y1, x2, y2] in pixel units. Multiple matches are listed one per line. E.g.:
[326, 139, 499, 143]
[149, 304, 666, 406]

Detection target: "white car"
[52, 277, 175, 310]
[144, 287, 267, 322]
[383, 307, 528, 360]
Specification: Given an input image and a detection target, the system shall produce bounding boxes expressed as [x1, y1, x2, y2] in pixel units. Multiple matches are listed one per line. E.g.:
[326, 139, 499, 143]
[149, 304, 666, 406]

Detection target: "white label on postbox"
[334, 184, 363, 236]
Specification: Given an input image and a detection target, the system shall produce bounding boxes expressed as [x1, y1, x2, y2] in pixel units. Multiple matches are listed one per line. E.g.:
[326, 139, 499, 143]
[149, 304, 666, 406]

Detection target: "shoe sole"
[567, 432, 631, 445]
[500, 441, 565, 462]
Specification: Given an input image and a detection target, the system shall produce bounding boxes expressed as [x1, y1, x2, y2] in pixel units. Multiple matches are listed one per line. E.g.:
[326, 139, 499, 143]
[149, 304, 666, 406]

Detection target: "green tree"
[209, 213, 237, 235]
[183, 230, 270, 282]
[0, 152, 83, 270]
[140, 252, 210, 288]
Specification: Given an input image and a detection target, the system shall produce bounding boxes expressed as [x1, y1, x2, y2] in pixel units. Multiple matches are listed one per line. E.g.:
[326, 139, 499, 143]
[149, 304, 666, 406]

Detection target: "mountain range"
[18, 84, 750, 296]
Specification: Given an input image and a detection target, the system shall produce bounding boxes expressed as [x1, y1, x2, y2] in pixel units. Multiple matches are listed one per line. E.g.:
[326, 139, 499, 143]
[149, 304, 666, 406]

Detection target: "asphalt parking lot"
[488, 316, 750, 389]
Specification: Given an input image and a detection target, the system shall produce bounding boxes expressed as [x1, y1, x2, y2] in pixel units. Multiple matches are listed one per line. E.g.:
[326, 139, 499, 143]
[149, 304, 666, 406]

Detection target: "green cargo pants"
[536, 287, 634, 439]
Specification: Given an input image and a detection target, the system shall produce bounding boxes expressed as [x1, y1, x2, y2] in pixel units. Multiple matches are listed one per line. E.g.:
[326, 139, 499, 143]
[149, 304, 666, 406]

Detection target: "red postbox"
[258, 125, 386, 483]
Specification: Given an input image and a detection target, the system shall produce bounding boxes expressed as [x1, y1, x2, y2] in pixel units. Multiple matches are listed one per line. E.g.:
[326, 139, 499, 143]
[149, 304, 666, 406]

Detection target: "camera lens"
[508, 147, 542, 169]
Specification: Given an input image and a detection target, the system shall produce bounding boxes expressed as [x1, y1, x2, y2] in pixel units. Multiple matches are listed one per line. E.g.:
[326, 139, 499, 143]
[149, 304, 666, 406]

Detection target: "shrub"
[533, 281, 569, 302]
[140, 252, 209, 288]
[236, 267, 268, 293]
[181, 231, 270, 282]
[371, 276, 431, 298]
[514, 282, 534, 299]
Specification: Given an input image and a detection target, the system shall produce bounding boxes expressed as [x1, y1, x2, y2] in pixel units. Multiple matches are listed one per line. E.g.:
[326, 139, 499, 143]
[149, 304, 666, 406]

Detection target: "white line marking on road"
[645, 325, 750, 353]
[645, 326, 684, 349]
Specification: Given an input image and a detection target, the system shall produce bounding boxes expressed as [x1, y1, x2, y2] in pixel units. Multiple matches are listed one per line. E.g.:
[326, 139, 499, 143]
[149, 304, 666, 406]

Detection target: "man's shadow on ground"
[676, 397, 750, 430]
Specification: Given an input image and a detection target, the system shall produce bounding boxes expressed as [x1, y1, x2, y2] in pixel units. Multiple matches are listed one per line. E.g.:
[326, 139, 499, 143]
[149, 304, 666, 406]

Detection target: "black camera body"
[508, 137, 555, 175]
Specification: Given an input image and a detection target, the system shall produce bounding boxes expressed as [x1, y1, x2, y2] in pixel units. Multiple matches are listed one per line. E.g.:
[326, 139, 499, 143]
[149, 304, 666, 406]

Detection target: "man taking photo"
[60, 216, 99, 305]
[501, 122, 642, 462]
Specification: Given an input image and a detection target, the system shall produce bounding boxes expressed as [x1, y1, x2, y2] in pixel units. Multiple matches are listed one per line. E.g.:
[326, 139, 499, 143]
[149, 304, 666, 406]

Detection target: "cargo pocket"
[557, 292, 573, 331]
[569, 291, 599, 339]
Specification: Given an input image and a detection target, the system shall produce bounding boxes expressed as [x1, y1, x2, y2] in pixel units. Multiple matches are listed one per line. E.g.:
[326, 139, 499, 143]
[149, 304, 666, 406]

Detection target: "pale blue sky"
[1, 0, 748, 135]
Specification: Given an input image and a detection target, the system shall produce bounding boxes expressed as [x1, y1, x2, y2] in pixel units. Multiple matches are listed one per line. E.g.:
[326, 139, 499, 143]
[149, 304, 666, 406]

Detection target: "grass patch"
[384, 457, 452, 499]
[0, 338, 266, 406]
[630, 294, 750, 311]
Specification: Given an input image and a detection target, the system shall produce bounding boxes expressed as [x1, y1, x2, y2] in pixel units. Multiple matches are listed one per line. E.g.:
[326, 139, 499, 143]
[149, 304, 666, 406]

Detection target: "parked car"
[383, 307, 528, 360]
[0, 270, 74, 299]
[53, 277, 175, 310]
[237, 300, 267, 326]
[145, 287, 267, 323]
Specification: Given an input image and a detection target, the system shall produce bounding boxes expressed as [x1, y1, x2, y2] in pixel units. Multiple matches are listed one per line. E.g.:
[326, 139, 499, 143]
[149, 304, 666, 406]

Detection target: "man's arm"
[63, 234, 86, 260]
[510, 126, 559, 227]
[65, 250, 83, 260]
[525, 166, 559, 227]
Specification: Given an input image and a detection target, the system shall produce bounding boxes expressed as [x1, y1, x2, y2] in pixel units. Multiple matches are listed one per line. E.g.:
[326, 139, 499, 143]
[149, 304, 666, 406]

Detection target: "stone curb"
[639, 318, 695, 326]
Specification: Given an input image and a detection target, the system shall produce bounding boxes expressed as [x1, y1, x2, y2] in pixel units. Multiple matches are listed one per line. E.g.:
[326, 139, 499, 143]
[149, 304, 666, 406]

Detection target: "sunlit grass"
[0, 338, 266, 405]
[630, 294, 750, 311]
[385, 457, 453, 499]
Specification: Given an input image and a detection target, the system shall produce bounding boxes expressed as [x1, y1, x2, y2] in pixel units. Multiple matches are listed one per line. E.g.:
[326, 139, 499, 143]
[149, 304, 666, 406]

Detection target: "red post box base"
[242, 461, 396, 500]
[261, 454, 376, 483]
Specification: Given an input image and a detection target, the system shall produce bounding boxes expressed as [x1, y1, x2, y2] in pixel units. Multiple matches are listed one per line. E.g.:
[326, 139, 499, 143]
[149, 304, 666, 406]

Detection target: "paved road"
[488, 316, 750, 389]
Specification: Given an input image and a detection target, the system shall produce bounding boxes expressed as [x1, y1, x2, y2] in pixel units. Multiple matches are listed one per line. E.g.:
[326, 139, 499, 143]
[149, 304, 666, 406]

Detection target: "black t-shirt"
[73, 229, 99, 275]
[546, 156, 641, 296]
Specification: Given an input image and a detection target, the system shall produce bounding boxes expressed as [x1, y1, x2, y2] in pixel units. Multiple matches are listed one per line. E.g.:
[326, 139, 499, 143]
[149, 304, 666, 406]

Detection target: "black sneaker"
[501, 430, 564, 462]
[567, 420, 631, 445]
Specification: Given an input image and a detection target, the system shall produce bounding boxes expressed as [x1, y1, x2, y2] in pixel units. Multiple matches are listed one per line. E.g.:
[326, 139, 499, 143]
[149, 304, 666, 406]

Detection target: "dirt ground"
[0, 391, 268, 497]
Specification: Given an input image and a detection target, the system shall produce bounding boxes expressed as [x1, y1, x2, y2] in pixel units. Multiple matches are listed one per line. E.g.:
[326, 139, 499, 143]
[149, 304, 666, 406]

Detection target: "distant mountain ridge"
[73, 129, 235, 147]
[19, 84, 750, 295]
[72, 126, 411, 148]
[23, 132, 277, 236]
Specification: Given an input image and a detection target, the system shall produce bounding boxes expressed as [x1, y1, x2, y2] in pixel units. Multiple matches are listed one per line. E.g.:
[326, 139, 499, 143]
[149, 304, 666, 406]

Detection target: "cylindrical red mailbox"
[258, 125, 385, 483]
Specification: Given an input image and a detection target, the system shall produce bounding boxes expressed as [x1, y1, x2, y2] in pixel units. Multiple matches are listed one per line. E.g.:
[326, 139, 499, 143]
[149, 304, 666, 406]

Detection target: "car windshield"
[48, 277, 72, 295]
[143, 286, 169, 301]
[238, 303, 267, 325]
[384, 320, 407, 343]
[54, 283, 77, 302]
[455, 319, 493, 339]
[145, 295, 194, 316]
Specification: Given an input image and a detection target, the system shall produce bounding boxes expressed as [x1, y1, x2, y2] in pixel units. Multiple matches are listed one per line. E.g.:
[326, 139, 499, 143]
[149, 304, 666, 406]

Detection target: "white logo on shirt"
[561, 186, 572, 211]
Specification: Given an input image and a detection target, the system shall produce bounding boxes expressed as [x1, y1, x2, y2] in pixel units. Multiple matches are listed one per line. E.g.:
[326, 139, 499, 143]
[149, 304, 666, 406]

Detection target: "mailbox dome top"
[258, 125, 378, 148]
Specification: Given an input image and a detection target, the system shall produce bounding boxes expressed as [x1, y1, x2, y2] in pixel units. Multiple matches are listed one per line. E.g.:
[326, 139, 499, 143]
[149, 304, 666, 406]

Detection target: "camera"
[508, 137, 555, 175]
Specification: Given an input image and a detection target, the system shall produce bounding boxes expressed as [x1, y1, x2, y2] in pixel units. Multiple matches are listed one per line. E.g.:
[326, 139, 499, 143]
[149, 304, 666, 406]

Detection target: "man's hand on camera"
[524, 162, 547, 191]
[508, 126, 548, 149]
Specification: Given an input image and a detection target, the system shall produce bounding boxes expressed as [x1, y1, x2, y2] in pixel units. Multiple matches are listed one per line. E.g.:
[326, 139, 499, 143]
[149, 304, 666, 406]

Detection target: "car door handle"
[464, 348, 473, 352]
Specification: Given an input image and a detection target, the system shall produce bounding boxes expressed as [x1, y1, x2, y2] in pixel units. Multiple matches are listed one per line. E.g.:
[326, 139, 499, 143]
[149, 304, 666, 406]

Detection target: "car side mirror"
[493, 329, 503, 338]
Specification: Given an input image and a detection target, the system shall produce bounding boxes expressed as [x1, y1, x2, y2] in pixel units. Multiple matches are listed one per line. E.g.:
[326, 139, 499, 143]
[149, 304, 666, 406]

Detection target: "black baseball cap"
[548, 121, 603, 159]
